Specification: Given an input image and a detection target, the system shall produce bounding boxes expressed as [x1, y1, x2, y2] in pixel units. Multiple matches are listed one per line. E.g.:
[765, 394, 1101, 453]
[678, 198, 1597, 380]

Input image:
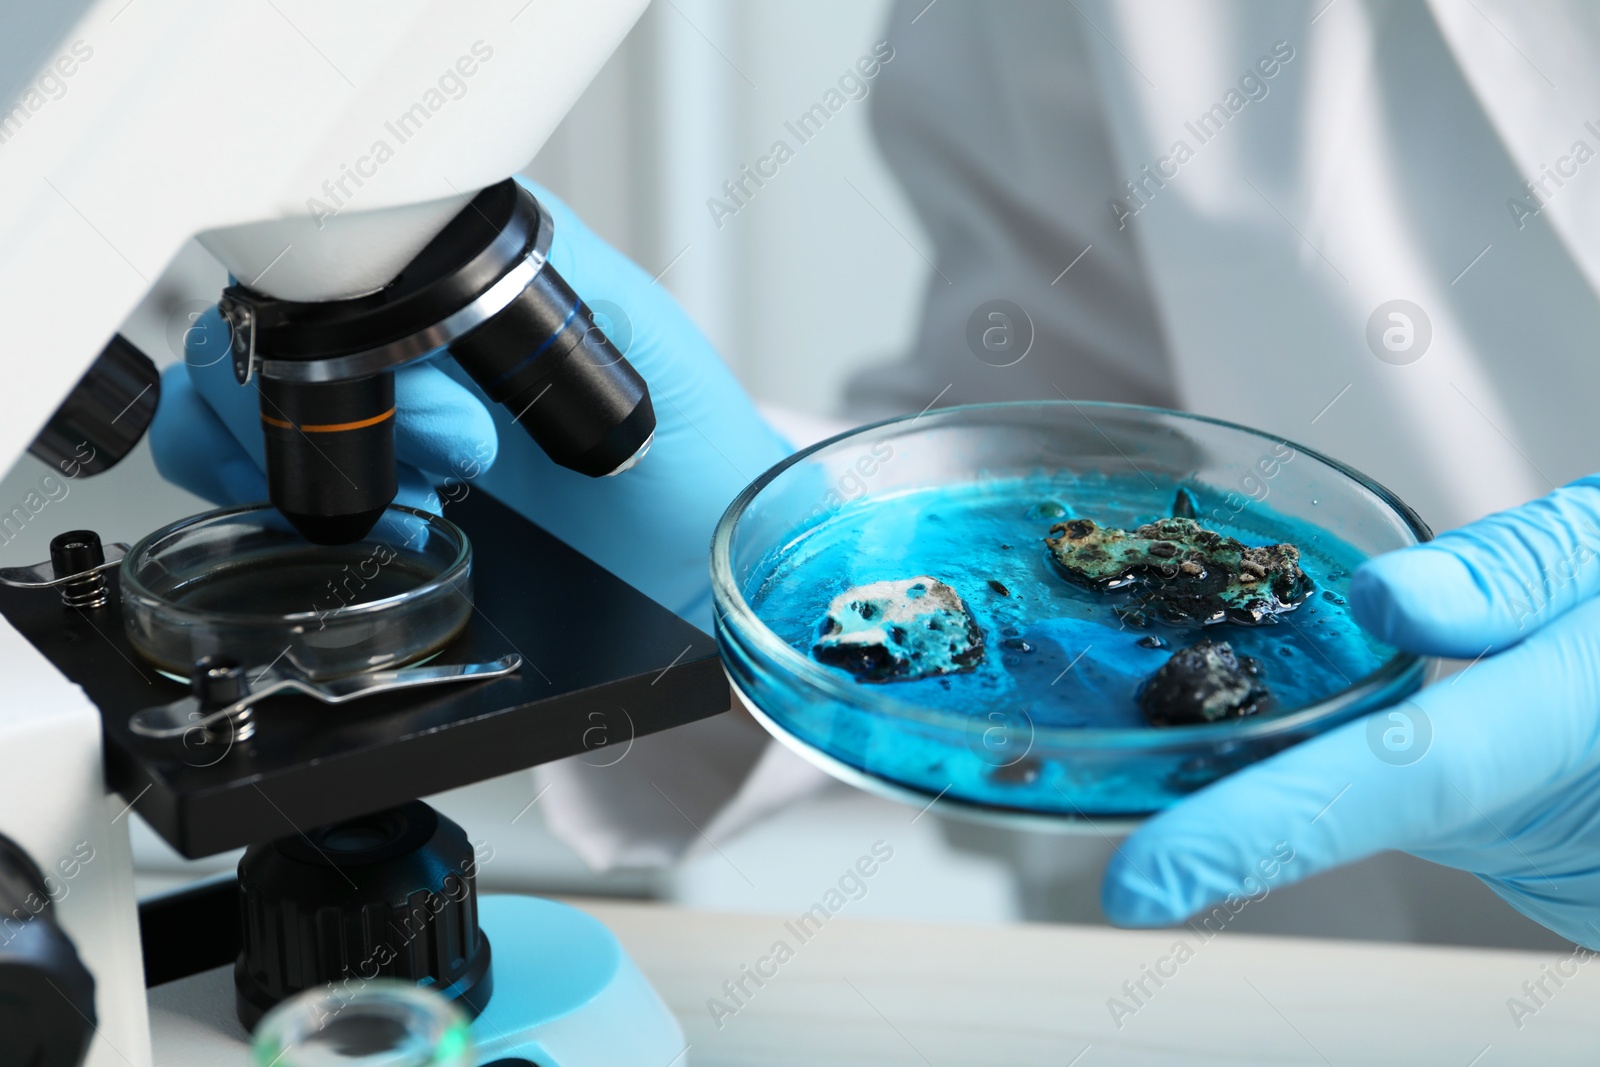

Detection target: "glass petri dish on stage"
[711, 401, 1432, 825]
[122, 504, 472, 681]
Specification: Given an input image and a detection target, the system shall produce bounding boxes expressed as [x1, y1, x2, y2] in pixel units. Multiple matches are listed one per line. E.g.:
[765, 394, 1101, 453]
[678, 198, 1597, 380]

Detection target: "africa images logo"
[1365, 702, 1432, 766]
[1365, 300, 1431, 366]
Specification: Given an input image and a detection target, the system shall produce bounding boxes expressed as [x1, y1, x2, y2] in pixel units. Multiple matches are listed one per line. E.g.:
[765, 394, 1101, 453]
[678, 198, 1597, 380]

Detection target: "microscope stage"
[0, 490, 726, 858]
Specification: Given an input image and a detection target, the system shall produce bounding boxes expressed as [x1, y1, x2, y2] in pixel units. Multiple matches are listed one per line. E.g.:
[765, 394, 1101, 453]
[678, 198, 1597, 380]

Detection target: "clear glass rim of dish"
[710, 399, 1434, 751]
[119, 502, 472, 628]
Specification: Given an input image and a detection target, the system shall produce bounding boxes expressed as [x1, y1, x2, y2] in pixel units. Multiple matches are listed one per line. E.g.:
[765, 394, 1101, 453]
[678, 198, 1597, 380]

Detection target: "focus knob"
[0, 834, 96, 1067]
[28, 334, 160, 478]
[235, 801, 493, 1031]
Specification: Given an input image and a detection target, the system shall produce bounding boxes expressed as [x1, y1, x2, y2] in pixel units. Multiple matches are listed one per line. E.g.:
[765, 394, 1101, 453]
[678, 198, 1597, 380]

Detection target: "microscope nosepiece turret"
[220, 180, 654, 545]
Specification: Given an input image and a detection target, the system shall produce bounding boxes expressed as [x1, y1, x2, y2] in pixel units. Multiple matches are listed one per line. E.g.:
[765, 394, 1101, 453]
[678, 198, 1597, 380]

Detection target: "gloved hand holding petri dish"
[1105, 476, 1600, 948]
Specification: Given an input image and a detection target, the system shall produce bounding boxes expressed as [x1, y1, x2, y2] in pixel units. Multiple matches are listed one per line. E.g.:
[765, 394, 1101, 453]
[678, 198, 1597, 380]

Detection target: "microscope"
[0, 3, 724, 1063]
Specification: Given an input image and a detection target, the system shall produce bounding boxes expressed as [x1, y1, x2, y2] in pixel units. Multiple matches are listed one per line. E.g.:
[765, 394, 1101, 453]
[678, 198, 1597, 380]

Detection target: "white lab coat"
[1087, 0, 1600, 530]
[850, 0, 1600, 531]
[538, 0, 1600, 887]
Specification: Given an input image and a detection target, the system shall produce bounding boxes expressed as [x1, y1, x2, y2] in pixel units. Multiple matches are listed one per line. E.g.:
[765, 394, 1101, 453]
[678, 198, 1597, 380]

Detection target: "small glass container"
[711, 401, 1432, 822]
[252, 981, 472, 1067]
[121, 504, 471, 681]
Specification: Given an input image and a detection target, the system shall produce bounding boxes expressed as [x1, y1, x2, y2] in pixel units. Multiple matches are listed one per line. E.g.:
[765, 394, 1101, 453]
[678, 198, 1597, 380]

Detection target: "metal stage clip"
[0, 531, 130, 609]
[130, 654, 523, 743]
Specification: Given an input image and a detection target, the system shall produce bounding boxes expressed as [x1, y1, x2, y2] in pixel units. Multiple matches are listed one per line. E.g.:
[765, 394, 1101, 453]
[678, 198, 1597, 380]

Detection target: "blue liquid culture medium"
[721, 471, 1425, 819]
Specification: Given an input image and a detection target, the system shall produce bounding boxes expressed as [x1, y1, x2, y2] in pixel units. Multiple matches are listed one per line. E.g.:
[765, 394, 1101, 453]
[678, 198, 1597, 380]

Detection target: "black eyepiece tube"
[450, 264, 655, 478]
[259, 373, 397, 545]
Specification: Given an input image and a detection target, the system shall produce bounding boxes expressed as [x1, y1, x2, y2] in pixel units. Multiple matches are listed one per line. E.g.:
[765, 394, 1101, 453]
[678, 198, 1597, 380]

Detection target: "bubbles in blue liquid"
[749, 474, 1393, 732]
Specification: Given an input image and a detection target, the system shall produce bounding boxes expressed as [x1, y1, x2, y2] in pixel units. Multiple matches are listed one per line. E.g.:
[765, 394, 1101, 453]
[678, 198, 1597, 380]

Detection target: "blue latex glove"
[150, 179, 790, 627]
[1102, 475, 1600, 947]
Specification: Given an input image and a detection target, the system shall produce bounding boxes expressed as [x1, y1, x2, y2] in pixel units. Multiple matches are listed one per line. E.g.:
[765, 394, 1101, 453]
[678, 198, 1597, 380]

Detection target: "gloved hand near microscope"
[148, 179, 1600, 947]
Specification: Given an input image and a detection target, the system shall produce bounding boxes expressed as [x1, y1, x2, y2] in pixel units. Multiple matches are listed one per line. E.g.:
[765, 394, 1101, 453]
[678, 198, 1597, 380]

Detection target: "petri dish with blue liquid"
[711, 402, 1430, 823]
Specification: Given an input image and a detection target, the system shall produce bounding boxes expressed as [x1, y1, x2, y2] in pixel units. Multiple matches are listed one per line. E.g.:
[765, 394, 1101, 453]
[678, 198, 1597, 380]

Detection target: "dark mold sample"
[1137, 639, 1275, 726]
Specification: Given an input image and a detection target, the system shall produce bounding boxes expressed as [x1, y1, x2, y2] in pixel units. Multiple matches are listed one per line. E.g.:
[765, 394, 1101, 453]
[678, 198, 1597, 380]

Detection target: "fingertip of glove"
[392, 363, 500, 476]
[1101, 848, 1185, 927]
[1350, 549, 1509, 656]
[394, 465, 445, 515]
[1347, 554, 1417, 643]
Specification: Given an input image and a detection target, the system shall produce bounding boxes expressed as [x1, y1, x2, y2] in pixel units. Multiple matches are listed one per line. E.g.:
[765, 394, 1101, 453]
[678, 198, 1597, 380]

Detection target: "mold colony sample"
[799, 485, 1340, 728]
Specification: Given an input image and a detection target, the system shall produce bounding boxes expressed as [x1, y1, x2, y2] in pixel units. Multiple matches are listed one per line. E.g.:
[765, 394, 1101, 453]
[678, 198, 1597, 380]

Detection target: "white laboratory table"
[150, 897, 1597, 1065]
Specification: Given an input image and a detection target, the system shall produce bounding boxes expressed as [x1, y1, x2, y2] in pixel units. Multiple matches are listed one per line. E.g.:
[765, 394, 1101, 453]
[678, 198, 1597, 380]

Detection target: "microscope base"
[148, 895, 686, 1066]
[470, 895, 687, 1066]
